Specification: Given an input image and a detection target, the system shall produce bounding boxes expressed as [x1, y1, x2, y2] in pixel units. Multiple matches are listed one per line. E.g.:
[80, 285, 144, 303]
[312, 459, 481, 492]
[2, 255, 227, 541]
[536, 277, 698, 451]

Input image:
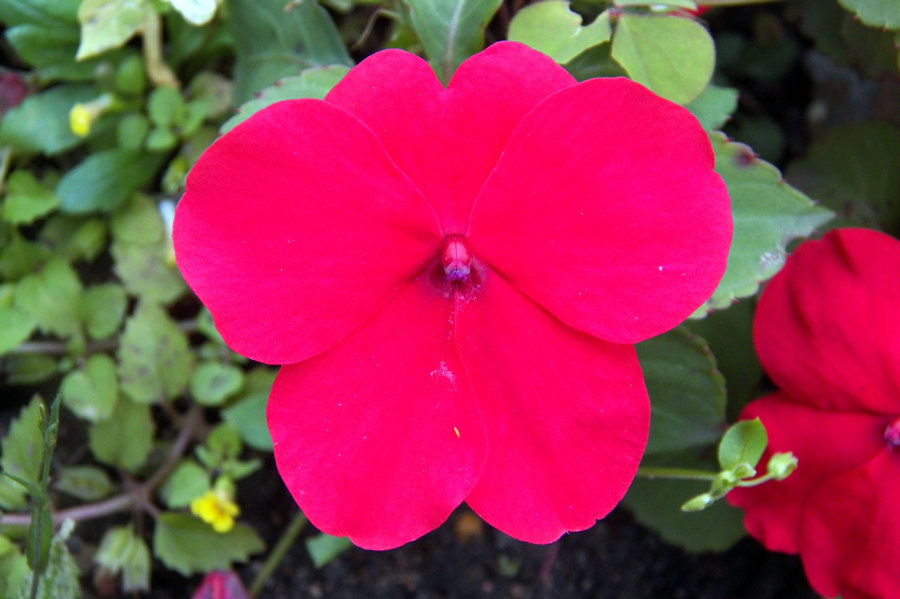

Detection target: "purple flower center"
[441, 236, 471, 282]
[885, 418, 900, 447]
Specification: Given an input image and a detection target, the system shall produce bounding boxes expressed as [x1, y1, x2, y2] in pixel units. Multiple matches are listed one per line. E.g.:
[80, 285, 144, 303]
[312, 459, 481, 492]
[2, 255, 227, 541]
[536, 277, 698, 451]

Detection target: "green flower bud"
[681, 493, 714, 512]
[766, 452, 798, 480]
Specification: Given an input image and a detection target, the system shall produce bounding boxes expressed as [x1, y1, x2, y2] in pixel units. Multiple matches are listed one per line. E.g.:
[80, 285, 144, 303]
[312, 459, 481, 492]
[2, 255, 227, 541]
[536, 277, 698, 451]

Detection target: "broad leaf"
[222, 393, 273, 451]
[39, 215, 109, 263]
[837, 0, 900, 30]
[61, 353, 119, 421]
[611, 12, 714, 104]
[0, 84, 96, 155]
[0, 0, 79, 27]
[13, 257, 83, 339]
[190, 361, 244, 406]
[88, 397, 154, 471]
[160, 460, 210, 508]
[306, 534, 352, 568]
[507, 3, 611, 65]
[94, 526, 151, 592]
[29, 519, 80, 599]
[636, 328, 726, 454]
[2, 170, 60, 225]
[404, 0, 502, 81]
[718, 418, 767, 471]
[624, 452, 746, 552]
[54, 465, 116, 501]
[76, 0, 145, 60]
[0, 398, 43, 510]
[57, 149, 166, 213]
[226, 0, 351, 104]
[786, 122, 900, 231]
[0, 306, 37, 355]
[693, 133, 833, 314]
[80, 283, 127, 339]
[153, 513, 264, 575]
[685, 83, 738, 131]
[221, 66, 350, 133]
[4, 23, 100, 81]
[117, 302, 193, 403]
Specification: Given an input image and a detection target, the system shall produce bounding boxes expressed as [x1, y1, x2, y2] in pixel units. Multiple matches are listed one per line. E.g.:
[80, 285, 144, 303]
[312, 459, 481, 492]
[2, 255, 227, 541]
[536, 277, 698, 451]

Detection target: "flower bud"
[681, 493, 714, 512]
[766, 452, 798, 480]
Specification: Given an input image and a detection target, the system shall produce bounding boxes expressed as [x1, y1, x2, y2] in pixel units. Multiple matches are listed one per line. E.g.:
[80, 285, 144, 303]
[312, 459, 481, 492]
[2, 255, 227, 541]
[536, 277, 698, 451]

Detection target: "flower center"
[441, 236, 471, 282]
[885, 418, 900, 448]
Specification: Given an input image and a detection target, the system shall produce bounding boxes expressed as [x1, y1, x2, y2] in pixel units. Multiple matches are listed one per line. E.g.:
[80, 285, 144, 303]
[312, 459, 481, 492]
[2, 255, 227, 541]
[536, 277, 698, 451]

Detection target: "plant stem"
[248, 511, 308, 597]
[6, 319, 199, 357]
[635, 466, 719, 481]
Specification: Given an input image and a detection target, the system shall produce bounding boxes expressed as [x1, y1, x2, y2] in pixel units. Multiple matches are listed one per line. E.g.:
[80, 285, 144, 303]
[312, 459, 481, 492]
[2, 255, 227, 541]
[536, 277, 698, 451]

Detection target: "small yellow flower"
[68, 94, 116, 138]
[190, 489, 240, 533]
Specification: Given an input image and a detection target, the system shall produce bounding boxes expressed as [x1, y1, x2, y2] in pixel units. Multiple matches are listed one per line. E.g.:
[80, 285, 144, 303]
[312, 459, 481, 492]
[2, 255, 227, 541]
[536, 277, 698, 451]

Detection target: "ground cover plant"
[0, 0, 898, 597]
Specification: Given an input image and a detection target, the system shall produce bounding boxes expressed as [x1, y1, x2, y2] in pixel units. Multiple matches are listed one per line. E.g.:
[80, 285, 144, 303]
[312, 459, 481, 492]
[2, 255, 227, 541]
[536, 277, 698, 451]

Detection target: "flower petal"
[467, 77, 731, 344]
[325, 42, 576, 234]
[754, 228, 900, 414]
[267, 280, 487, 550]
[455, 270, 649, 543]
[726, 395, 887, 554]
[174, 100, 443, 365]
[799, 450, 900, 599]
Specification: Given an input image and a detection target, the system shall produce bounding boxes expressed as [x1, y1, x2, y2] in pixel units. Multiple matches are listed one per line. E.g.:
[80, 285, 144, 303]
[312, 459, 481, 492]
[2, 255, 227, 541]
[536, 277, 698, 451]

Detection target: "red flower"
[727, 228, 900, 599]
[173, 42, 731, 549]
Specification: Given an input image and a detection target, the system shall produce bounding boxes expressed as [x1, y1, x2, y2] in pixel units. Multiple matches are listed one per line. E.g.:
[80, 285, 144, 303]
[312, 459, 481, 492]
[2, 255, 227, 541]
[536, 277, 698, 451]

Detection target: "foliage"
[0, 0, 896, 594]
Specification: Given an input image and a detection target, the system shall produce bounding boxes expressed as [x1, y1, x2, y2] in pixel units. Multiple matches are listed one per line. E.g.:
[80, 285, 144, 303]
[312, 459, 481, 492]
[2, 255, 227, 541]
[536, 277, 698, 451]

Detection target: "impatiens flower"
[727, 228, 900, 599]
[174, 41, 732, 549]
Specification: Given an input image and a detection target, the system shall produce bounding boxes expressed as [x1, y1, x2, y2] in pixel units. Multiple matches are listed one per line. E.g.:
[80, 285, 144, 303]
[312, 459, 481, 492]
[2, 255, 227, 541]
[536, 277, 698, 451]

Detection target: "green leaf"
[0, 0, 80, 27]
[13, 257, 83, 339]
[221, 66, 350, 133]
[718, 418, 767, 471]
[117, 112, 151, 150]
[2, 170, 60, 225]
[0, 84, 96, 155]
[611, 12, 714, 104]
[403, 0, 502, 81]
[39, 215, 108, 263]
[117, 302, 194, 403]
[0, 397, 44, 510]
[60, 353, 119, 421]
[0, 536, 30, 599]
[507, 3, 611, 65]
[153, 513, 265, 575]
[190, 361, 245, 406]
[624, 452, 746, 552]
[687, 300, 763, 420]
[76, 0, 145, 60]
[0, 306, 37, 355]
[80, 283, 127, 339]
[4, 355, 60, 385]
[148, 86, 186, 127]
[94, 526, 151, 592]
[837, 0, 900, 30]
[5, 23, 102, 81]
[160, 460, 210, 508]
[88, 397, 154, 471]
[30, 519, 80, 599]
[305, 533, 352, 568]
[226, 0, 352, 104]
[693, 133, 834, 315]
[636, 327, 726, 454]
[110, 197, 185, 303]
[198, 422, 243, 468]
[222, 392, 273, 451]
[1, 232, 52, 281]
[57, 149, 166, 213]
[685, 84, 738, 131]
[54, 465, 115, 501]
[786, 122, 900, 231]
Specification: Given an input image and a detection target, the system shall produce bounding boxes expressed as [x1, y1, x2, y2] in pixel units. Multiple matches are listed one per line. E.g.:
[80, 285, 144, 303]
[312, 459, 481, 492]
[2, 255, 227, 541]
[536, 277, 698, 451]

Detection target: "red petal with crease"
[174, 100, 443, 365]
[800, 451, 900, 599]
[325, 42, 575, 234]
[455, 270, 649, 543]
[467, 77, 731, 344]
[267, 280, 487, 550]
[726, 395, 887, 553]
[754, 228, 900, 414]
